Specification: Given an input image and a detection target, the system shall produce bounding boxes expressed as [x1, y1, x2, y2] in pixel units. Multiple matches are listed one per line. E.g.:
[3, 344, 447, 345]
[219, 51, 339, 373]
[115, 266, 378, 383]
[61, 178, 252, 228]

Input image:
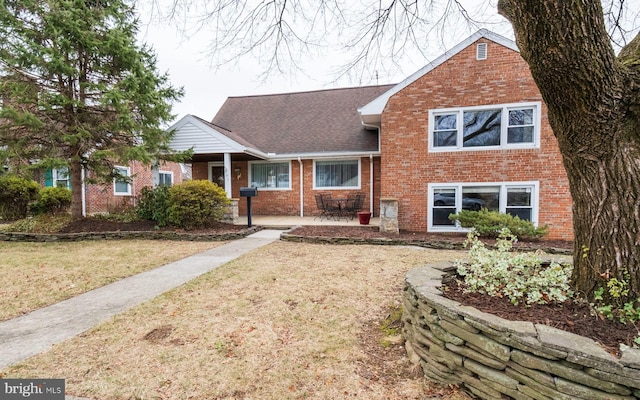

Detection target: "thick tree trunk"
[69, 158, 84, 219]
[498, 0, 640, 300]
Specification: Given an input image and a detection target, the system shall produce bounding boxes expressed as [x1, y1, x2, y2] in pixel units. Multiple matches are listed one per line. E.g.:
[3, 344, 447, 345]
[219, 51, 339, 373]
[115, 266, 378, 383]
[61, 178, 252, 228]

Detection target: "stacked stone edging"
[0, 227, 261, 242]
[280, 232, 571, 255]
[403, 262, 640, 400]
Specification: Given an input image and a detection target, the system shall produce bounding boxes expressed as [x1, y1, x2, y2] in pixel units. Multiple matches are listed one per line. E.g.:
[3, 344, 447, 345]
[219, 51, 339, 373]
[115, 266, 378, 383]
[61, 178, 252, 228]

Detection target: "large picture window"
[429, 182, 538, 232]
[430, 102, 540, 151]
[249, 162, 290, 189]
[314, 159, 360, 189]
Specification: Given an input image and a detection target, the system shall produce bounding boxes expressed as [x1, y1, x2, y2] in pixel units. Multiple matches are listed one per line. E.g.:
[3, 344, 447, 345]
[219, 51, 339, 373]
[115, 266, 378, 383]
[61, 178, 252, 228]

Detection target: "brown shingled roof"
[210, 85, 394, 155]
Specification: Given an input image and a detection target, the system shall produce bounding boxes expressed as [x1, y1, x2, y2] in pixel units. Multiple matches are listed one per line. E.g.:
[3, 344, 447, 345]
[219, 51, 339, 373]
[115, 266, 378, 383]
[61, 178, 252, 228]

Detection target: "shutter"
[44, 169, 53, 187]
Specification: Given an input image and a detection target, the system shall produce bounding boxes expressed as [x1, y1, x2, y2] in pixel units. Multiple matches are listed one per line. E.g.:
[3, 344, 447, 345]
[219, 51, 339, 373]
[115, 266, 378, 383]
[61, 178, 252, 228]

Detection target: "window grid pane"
[506, 187, 532, 221]
[432, 188, 456, 226]
[462, 109, 501, 147]
[159, 173, 172, 186]
[114, 167, 130, 194]
[507, 108, 535, 144]
[433, 114, 458, 147]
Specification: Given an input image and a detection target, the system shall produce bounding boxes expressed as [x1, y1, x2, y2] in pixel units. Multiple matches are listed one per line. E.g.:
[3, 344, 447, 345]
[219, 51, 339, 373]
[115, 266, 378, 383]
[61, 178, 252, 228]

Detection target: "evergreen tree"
[0, 0, 184, 218]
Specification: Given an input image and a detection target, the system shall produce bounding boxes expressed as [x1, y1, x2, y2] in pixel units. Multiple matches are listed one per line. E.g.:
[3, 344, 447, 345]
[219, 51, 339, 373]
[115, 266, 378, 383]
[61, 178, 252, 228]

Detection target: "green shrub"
[31, 187, 72, 215]
[449, 208, 548, 239]
[166, 180, 231, 229]
[455, 229, 573, 306]
[136, 185, 171, 226]
[0, 174, 39, 220]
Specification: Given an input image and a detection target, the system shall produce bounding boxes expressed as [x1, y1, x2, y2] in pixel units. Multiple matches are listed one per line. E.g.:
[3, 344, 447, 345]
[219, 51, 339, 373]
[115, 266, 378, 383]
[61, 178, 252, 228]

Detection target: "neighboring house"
[168, 29, 573, 240]
[41, 161, 189, 215]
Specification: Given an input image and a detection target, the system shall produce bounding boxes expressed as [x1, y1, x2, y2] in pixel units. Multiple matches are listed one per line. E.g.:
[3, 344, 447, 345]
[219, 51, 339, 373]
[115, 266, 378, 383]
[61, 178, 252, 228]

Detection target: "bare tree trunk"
[69, 158, 83, 219]
[499, 0, 640, 300]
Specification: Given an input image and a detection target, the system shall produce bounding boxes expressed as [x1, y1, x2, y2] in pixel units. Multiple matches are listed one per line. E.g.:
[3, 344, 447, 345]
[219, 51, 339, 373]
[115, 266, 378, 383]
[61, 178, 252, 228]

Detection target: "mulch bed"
[57, 218, 248, 234]
[441, 280, 638, 356]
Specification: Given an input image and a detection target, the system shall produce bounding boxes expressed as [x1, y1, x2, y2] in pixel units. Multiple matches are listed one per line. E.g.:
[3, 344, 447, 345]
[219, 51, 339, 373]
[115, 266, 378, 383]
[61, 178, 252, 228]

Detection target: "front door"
[211, 165, 225, 188]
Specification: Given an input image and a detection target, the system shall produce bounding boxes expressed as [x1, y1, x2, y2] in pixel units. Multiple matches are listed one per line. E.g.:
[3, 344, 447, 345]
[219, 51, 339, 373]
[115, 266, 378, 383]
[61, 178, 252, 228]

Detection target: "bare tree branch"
[145, 0, 640, 84]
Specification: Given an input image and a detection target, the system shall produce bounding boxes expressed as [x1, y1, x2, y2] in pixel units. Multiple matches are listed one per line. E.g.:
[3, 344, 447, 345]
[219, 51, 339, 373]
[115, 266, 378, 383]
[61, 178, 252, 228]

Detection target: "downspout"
[369, 154, 374, 214]
[298, 157, 303, 217]
[131, 161, 135, 207]
[361, 121, 381, 216]
[81, 165, 86, 217]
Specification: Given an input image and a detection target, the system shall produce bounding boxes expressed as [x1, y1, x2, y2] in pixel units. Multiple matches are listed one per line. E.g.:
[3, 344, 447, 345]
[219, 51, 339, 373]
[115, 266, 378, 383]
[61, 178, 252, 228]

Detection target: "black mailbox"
[239, 187, 257, 227]
[240, 187, 258, 197]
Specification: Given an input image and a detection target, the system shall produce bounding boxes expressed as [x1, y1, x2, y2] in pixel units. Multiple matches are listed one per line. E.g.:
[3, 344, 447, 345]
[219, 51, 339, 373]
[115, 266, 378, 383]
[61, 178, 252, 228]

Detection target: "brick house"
[41, 161, 188, 215]
[169, 29, 573, 239]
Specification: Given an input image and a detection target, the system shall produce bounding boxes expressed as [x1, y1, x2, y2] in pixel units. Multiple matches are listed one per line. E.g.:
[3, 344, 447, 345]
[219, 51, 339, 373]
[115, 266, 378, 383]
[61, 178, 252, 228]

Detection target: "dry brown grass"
[0, 240, 224, 321]
[4, 242, 470, 400]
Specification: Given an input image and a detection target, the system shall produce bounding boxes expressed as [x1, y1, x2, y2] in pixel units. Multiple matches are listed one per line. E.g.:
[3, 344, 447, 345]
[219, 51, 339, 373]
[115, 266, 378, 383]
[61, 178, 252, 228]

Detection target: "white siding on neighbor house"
[169, 121, 244, 153]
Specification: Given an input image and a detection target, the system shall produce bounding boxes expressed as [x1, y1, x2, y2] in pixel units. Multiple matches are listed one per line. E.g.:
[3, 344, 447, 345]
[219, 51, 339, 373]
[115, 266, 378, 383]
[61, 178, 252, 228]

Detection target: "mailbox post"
[239, 187, 258, 227]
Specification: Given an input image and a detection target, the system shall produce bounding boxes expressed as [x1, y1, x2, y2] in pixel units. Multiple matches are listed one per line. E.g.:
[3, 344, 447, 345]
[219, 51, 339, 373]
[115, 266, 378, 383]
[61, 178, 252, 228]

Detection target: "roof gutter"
[262, 151, 380, 161]
[242, 147, 270, 160]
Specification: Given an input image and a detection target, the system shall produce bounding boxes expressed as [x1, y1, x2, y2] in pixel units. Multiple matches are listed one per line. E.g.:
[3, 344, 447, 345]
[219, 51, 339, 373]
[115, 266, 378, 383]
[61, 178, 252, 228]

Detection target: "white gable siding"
[169, 121, 242, 153]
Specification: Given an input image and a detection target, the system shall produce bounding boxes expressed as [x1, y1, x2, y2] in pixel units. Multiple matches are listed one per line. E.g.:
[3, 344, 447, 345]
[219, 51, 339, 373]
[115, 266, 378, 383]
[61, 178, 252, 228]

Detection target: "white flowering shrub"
[455, 229, 573, 306]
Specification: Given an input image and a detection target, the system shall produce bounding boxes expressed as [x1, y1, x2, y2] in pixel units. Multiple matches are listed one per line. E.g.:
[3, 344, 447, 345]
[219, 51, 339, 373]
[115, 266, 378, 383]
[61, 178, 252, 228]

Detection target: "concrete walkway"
[0, 229, 283, 371]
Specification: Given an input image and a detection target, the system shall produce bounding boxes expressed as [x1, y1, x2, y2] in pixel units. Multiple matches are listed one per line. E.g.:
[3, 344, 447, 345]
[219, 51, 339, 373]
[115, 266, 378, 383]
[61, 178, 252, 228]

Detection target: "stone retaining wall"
[280, 232, 571, 255]
[0, 227, 260, 242]
[403, 262, 640, 400]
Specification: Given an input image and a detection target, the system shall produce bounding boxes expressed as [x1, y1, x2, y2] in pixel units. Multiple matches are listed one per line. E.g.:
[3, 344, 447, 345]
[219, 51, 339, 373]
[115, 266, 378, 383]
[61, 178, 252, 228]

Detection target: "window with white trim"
[429, 182, 538, 231]
[158, 171, 173, 186]
[52, 167, 70, 188]
[249, 161, 290, 189]
[113, 166, 131, 195]
[429, 102, 540, 151]
[314, 159, 360, 189]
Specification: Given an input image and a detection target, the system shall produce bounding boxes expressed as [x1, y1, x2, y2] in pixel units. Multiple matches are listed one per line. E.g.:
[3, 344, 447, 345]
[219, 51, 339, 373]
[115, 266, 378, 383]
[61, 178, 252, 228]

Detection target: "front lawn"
[0, 240, 224, 321]
[4, 242, 469, 400]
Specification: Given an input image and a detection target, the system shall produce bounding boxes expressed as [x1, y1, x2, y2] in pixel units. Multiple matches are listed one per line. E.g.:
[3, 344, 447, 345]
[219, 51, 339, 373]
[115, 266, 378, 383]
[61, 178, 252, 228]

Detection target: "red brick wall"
[192, 158, 381, 217]
[85, 161, 185, 214]
[380, 39, 573, 239]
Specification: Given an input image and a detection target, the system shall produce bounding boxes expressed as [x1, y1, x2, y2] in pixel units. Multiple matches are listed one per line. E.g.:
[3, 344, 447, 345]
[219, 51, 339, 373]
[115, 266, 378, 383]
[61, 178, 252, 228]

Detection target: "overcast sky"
[133, 1, 638, 126]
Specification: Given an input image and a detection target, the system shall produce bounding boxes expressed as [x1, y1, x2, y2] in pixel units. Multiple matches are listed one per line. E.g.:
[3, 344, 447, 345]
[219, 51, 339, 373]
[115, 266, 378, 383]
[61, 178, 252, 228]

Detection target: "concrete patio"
[234, 215, 380, 229]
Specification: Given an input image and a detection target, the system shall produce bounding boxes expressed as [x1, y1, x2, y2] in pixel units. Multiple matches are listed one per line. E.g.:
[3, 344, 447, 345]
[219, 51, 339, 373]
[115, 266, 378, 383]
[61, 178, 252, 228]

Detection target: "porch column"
[224, 152, 232, 198]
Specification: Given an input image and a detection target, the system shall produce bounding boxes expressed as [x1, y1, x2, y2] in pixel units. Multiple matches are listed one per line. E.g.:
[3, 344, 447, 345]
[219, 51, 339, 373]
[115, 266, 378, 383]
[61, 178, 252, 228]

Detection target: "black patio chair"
[314, 193, 340, 220]
[343, 193, 365, 220]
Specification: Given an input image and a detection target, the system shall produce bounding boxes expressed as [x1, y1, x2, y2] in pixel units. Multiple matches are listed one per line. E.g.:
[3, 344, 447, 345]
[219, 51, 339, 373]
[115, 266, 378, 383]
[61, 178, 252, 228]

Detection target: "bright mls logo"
[0, 379, 64, 400]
